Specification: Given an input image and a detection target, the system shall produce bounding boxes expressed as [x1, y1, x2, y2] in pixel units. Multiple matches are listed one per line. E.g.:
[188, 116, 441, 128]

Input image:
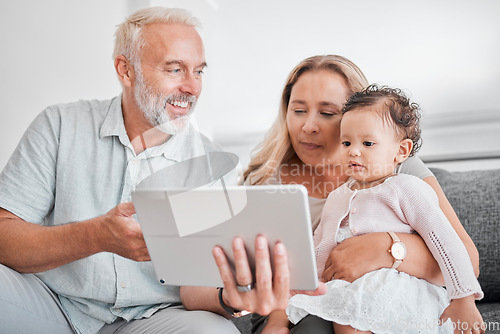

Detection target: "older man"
[0, 7, 299, 334]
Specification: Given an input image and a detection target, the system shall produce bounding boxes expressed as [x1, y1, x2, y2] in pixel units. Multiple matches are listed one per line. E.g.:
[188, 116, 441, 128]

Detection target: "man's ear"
[395, 138, 413, 164]
[114, 55, 134, 87]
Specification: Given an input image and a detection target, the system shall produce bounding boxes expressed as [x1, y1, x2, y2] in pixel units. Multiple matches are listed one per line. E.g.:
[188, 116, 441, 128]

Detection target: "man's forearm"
[180, 286, 230, 318]
[0, 215, 103, 273]
[0, 202, 149, 273]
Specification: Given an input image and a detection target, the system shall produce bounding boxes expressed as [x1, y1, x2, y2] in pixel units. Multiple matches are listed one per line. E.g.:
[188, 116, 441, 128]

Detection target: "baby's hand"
[439, 295, 485, 334]
[261, 322, 290, 334]
[262, 310, 290, 334]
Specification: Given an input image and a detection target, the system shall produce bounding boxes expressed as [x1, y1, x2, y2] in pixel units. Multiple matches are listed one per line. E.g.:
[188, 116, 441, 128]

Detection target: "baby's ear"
[395, 138, 413, 164]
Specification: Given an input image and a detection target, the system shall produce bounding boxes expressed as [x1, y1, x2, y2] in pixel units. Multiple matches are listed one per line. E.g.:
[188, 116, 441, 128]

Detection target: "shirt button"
[350, 208, 357, 214]
[121, 281, 127, 288]
[352, 228, 358, 234]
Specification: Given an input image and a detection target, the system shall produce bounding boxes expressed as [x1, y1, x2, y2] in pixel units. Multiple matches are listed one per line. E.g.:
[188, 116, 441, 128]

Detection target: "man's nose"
[180, 71, 201, 97]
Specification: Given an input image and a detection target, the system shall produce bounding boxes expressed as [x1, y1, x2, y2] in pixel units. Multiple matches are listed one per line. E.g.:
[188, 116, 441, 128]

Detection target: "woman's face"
[286, 70, 350, 168]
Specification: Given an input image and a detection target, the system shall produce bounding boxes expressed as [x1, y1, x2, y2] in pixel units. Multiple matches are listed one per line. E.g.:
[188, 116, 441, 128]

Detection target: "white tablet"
[132, 184, 318, 290]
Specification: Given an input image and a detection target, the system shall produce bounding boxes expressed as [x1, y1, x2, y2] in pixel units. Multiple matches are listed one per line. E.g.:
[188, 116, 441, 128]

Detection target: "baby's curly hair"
[342, 84, 422, 156]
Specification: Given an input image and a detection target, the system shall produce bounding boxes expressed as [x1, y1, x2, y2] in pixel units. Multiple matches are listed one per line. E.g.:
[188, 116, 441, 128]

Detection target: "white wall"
[1, 0, 499, 171]
[206, 0, 500, 170]
[0, 0, 126, 169]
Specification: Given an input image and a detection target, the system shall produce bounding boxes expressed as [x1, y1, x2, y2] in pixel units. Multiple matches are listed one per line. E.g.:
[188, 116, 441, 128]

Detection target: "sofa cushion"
[431, 167, 500, 302]
[476, 303, 500, 333]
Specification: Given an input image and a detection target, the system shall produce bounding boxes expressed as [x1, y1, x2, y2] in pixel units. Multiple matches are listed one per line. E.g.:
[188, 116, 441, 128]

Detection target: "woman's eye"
[293, 109, 306, 114]
[320, 112, 335, 117]
[363, 141, 375, 147]
[342, 141, 351, 147]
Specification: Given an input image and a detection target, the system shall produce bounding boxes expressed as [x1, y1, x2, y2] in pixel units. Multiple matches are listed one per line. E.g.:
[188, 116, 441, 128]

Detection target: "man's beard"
[134, 67, 197, 135]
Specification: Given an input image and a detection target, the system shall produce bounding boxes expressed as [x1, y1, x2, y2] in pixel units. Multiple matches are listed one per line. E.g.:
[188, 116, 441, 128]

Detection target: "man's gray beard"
[134, 68, 196, 135]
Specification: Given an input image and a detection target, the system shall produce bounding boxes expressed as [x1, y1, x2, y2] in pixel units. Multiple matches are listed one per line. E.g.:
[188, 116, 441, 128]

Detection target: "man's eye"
[168, 68, 182, 74]
[363, 141, 375, 147]
[342, 141, 351, 147]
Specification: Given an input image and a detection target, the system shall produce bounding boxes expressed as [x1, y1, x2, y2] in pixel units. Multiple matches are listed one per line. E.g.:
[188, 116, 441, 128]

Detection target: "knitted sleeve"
[392, 175, 483, 300]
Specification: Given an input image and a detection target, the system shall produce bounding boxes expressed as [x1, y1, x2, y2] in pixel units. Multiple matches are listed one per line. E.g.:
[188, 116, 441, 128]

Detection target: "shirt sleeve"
[397, 155, 434, 179]
[0, 107, 60, 224]
[392, 176, 483, 300]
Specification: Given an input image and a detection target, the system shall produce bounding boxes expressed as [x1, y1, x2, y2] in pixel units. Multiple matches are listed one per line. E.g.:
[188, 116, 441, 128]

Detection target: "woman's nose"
[302, 114, 319, 134]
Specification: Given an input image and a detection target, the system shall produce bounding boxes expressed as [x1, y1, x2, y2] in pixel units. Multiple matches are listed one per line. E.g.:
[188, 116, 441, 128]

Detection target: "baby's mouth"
[349, 161, 364, 168]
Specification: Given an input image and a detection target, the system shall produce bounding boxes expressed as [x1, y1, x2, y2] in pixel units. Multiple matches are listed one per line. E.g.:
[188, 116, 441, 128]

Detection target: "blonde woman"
[215, 55, 479, 334]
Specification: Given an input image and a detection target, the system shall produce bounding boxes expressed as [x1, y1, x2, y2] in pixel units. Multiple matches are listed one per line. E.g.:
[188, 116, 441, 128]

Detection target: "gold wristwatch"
[388, 231, 407, 269]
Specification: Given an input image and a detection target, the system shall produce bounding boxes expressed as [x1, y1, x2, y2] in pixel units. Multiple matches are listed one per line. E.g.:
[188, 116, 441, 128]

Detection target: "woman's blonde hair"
[243, 55, 369, 185]
[113, 7, 200, 66]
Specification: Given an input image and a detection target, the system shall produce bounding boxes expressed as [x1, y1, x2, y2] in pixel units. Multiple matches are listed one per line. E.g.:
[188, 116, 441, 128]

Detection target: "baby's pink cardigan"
[314, 174, 483, 300]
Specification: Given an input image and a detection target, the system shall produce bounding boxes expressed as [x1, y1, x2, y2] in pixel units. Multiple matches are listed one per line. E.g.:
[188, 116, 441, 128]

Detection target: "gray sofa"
[432, 167, 499, 332]
[232, 167, 500, 333]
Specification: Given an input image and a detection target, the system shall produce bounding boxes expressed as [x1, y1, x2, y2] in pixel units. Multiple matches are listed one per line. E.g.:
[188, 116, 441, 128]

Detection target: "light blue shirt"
[0, 96, 221, 334]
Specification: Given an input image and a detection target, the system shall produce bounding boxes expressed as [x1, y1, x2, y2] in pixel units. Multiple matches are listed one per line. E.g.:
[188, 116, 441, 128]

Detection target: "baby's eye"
[363, 141, 375, 147]
[342, 141, 351, 147]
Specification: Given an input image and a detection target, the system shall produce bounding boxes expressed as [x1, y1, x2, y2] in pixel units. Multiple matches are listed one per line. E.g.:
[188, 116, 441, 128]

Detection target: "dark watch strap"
[218, 287, 238, 317]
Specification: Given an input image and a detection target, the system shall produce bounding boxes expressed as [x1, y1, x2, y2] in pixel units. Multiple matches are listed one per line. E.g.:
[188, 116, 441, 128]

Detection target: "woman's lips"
[300, 141, 321, 150]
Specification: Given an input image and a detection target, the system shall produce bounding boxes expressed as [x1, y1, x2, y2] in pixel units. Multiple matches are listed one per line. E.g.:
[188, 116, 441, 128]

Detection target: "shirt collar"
[99, 95, 130, 147]
[156, 123, 209, 162]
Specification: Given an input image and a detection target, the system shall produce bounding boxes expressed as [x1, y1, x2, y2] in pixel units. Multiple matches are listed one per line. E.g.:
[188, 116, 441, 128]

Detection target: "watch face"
[391, 242, 407, 260]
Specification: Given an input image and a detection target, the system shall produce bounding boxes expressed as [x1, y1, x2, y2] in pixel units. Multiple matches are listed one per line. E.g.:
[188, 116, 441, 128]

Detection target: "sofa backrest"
[431, 167, 500, 302]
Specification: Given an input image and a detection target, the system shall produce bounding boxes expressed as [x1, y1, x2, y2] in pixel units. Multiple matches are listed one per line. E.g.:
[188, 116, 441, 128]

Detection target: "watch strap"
[391, 259, 403, 269]
[218, 287, 242, 317]
[388, 231, 400, 243]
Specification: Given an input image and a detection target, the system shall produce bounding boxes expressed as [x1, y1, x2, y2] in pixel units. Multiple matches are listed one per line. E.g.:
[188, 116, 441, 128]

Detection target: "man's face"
[134, 23, 206, 134]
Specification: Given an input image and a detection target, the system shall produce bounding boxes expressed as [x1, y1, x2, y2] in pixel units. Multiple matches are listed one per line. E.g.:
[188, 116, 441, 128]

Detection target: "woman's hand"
[322, 232, 392, 283]
[323, 231, 445, 285]
[213, 235, 326, 315]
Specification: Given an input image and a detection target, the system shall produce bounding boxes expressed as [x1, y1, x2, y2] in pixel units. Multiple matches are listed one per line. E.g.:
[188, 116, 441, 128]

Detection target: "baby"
[282, 85, 484, 333]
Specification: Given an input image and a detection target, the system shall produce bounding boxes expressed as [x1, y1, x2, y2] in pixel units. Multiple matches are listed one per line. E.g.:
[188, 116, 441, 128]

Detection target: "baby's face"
[339, 108, 403, 182]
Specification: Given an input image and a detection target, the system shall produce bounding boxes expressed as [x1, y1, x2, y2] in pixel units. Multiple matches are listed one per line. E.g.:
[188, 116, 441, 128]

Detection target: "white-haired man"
[0, 7, 297, 334]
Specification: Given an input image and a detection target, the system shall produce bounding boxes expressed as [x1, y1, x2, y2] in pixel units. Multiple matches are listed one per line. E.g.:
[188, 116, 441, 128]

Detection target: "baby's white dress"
[287, 223, 453, 333]
[287, 266, 452, 333]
